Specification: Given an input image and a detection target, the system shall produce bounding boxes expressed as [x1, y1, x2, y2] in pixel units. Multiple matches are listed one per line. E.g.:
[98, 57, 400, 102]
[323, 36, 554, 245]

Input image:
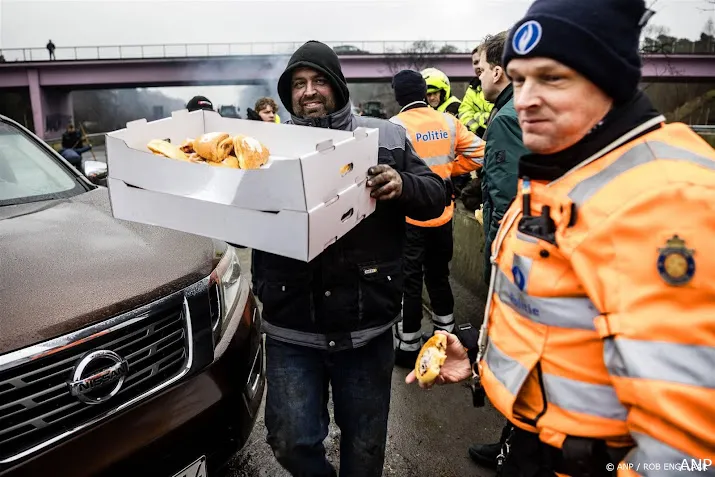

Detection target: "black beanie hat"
[277, 41, 350, 115]
[502, 0, 650, 104]
[186, 95, 214, 112]
[392, 70, 427, 107]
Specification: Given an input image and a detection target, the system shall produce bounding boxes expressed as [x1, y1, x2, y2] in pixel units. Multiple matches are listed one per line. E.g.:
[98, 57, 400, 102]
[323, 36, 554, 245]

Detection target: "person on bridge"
[421, 67, 462, 118]
[388, 69, 484, 369]
[407, 0, 715, 475]
[46, 40, 56, 60]
[252, 40, 445, 477]
[459, 46, 494, 139]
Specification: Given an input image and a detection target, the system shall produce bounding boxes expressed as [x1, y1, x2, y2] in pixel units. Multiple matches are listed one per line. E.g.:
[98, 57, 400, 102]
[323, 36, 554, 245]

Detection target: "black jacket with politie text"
[252, 41, 445, 351]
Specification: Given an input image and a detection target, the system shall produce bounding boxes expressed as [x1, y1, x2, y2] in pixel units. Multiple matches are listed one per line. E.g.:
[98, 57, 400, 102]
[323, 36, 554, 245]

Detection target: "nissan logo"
[68, 350, 129, 405]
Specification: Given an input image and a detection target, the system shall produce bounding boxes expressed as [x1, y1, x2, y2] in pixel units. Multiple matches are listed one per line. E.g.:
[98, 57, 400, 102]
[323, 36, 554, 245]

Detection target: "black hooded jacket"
[253, 41, 446, 351]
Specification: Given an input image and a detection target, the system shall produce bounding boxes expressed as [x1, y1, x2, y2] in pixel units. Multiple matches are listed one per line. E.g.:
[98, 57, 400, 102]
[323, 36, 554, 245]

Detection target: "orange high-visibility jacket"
[391, 105, 484, 227]
[478, 120, 715, 473]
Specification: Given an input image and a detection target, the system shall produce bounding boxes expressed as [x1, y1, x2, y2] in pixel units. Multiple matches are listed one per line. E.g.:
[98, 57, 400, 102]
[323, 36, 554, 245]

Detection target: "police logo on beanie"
[512, 20, 542, 55]
[502, 0, 650, 104]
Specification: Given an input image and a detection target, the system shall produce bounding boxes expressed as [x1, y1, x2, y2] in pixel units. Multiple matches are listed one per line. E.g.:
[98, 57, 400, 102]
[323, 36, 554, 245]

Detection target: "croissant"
[147, 139, 189, 161]
[208, 155, 240, 169]
[195, 132, 233, 162]
[179, 138, 195, 154]
[233, 135, 269, 169]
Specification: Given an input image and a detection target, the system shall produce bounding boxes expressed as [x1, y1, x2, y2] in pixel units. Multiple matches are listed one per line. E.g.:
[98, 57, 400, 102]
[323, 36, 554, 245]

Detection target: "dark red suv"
[0, 115, 265, 477]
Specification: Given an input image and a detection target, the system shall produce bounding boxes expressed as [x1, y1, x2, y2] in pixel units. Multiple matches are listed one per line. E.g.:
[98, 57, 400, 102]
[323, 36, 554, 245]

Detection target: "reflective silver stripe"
[395, 321, 422, 351]
[389, 117, 409, 143]
[484, 340, 530, 396]
[446, 114, 456, 160]
[432, 312, 454, 325]
[450, 111, 485, 164]
[423, 155, 453, 167]
[626, 432, 715, 476]
[604, 338, 715, 389]
[569, 141, 715, 206]
[432, 313, 454, 332]
[395, 321, 422, 342]
[516, 231, 539, 244]
[495, 268, 599, 330]
[262, 317, 399, 350]
[542, 372, 628, 421]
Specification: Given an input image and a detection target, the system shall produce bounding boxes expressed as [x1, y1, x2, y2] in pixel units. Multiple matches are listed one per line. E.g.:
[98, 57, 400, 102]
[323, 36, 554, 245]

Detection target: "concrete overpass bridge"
[1, 41, 714, 138]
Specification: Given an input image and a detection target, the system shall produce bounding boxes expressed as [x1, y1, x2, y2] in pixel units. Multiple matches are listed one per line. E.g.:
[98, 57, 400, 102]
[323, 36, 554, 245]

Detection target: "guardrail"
[3, 39, 714, 62]
[0, 41, 479, 62]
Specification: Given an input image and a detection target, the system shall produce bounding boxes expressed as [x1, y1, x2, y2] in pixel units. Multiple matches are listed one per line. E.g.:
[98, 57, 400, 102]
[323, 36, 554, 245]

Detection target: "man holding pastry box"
[252, 40, 447, 477]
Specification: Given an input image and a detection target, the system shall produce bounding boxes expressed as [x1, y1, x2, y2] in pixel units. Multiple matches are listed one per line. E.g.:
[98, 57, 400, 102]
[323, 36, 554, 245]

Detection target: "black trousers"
[401, 220, 454, 334]
[499, 427, 625, 477]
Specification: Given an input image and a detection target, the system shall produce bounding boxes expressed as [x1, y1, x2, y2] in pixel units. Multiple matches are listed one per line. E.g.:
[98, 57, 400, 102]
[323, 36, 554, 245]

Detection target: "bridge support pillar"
[27, 69, 74, 139]
[27, 69, 44, 138]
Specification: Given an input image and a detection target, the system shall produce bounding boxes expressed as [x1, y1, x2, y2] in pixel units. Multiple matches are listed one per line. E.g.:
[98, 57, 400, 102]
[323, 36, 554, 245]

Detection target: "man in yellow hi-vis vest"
[389, 70, 485, 367]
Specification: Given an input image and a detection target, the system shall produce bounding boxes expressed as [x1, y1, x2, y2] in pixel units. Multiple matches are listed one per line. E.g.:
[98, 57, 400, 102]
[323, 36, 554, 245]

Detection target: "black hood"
[277, 41, 350, 116]
[246, 108, 262, 121]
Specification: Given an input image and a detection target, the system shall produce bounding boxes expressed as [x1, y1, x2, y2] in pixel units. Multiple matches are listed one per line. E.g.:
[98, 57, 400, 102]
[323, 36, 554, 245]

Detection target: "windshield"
[0, 121, 86, 206]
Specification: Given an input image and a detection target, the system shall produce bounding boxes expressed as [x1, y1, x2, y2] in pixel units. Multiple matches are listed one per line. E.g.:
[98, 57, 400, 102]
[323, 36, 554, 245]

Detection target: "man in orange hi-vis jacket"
[389, 69, 484, 368]
[406, 0, 715, 475]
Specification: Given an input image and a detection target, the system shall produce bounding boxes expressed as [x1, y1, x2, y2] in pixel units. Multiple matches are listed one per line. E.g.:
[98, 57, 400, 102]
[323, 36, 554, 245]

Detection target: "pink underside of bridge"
[0, 54, 713, 89]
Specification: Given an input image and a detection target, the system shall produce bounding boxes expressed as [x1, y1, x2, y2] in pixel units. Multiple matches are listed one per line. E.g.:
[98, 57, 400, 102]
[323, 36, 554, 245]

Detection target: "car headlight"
[209, 245, 243, 346]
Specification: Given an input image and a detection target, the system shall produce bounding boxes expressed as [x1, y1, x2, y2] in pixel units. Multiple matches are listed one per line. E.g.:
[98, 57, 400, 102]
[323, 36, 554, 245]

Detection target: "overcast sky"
[1, 0, 714, 107]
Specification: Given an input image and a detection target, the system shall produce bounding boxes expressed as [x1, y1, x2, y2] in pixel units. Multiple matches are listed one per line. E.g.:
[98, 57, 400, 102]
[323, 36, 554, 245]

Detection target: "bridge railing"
[0, 40, 480, 62]
[1, 39, 714, 63]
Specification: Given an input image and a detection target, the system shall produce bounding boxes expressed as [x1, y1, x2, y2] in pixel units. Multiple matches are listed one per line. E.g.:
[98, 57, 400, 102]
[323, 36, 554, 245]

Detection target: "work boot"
[394, 348, 419, 369]
[468, 442, 501, 469]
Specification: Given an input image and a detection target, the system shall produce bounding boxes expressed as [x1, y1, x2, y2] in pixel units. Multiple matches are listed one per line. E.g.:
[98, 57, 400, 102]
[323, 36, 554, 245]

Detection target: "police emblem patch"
[513, 20, 543, 55]
[657, 235, 695, 286]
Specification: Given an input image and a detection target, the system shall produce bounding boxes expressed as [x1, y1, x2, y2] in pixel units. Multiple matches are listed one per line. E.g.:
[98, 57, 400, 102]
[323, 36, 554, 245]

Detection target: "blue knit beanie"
[502, 0, 652, 104]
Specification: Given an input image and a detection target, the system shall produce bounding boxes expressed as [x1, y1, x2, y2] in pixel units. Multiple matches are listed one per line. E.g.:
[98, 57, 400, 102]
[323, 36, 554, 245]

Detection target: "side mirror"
[82, 160, 108, 185]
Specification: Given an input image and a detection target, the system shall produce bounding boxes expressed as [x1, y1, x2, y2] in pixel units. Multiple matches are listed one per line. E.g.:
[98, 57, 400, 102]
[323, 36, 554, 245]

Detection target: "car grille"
[0, 298, 191, 462]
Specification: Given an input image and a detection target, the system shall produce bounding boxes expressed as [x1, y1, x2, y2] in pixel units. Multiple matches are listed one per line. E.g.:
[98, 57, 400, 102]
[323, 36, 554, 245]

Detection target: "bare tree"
[382, 40, 444, 75]
[439, 44, 460, 54]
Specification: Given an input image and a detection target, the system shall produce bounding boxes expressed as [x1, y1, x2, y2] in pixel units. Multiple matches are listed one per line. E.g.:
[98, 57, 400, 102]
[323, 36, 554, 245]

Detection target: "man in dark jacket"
[478, 32, 530, 287]
[469, 31, 530, 471]
[253, 40, 445, 477]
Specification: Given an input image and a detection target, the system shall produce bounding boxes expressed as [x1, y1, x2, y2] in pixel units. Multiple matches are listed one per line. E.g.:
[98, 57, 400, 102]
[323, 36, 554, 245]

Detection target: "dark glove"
[459, 178, 483, 211]
[444, 177, 455, 204]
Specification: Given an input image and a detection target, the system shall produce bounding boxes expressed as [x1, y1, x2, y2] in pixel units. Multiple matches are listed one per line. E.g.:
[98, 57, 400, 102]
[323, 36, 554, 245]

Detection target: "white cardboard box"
[105, 109, 379, 262]
[106, 109, 379, 213]
[108, 177, 375, 262]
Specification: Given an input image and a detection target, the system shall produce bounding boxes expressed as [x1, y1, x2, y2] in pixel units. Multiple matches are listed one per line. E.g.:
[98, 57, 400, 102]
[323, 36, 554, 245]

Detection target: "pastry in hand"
[195, 132, 233, 162]
[233, 135, 269, 169]
[414, 334, 448, 386]
[147, 139, 189, 161]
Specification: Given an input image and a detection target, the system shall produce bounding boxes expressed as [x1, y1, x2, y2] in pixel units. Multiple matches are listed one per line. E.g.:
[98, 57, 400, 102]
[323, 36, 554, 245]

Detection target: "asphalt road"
[226, 248, 504, 477]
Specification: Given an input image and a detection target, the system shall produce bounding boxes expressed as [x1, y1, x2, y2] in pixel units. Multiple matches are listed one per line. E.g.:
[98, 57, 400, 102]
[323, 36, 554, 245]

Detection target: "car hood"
[0, 188, 216, 355]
